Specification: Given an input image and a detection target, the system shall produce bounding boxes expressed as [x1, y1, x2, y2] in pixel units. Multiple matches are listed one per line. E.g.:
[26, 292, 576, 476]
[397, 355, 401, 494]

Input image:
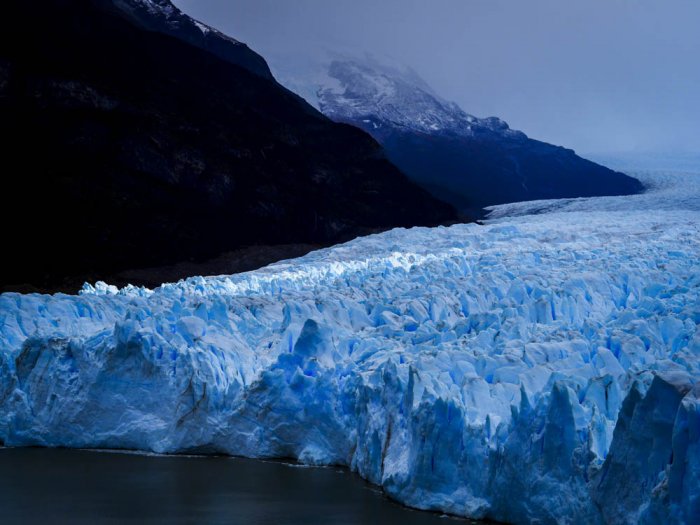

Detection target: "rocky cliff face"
[0, 0, 455, 292]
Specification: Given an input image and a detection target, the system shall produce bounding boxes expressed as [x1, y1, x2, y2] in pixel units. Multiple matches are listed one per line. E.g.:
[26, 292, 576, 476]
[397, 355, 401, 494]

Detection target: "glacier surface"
[1, 170, 699, 524]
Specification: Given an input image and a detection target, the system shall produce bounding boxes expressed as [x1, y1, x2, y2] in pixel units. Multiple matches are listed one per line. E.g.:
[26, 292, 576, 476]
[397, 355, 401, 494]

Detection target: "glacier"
[1, 170, 699, 524]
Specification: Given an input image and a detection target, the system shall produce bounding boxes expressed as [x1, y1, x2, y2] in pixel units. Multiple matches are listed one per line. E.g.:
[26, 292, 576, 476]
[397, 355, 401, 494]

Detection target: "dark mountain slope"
[0, 0, 455, 292]
[376, 128, 643, 213]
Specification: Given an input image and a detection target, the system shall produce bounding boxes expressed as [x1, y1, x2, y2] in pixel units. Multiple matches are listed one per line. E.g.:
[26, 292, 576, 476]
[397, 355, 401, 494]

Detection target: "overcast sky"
[174, 0, 699, 155]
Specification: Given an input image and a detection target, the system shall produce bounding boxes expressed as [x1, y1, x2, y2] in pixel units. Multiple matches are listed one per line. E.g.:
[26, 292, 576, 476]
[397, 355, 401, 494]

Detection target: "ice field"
[1, 170, 698, 524]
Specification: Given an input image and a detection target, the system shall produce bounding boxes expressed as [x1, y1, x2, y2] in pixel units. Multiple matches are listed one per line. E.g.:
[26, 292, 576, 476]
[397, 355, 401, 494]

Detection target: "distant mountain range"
[274, 56, 644, 213]
[0, 0, 454, 292]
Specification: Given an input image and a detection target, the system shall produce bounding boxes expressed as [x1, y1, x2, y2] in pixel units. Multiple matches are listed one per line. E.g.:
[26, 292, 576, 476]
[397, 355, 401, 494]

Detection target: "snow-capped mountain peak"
[275, 53, 523, 139]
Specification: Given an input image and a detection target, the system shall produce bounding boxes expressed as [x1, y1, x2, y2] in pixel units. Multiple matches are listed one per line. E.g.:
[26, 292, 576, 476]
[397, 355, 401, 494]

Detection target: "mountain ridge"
[108, 0, 274, 79]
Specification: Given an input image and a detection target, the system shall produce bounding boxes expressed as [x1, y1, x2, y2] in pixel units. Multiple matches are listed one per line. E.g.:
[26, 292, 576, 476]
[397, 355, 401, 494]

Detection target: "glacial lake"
[0, 448, 481, 524]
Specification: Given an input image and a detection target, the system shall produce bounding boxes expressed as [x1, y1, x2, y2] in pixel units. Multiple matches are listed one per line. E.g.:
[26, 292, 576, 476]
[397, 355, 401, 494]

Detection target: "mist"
[174, 0, 700, 156]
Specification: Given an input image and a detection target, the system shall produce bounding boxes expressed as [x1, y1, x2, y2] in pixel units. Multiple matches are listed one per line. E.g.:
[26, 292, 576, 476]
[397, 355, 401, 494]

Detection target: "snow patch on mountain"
[192, 19, 211, 36]
[1, 170, 698, 524]
[129, 0, 175, 16]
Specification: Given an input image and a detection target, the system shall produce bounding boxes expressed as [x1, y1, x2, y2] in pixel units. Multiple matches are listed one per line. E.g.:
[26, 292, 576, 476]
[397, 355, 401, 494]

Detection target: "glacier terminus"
[1, 170, 699, 524]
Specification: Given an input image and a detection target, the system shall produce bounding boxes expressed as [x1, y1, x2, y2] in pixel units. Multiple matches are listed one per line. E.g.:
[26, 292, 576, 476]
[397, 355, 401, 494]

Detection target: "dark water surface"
[0, 448, 479, 525]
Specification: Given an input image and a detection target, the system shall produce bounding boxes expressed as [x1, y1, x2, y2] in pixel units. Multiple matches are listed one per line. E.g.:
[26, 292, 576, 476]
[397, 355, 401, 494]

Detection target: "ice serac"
[1, 171, 699, 524]
[639, 380, 700, 525]
[592, 373, 693, 524]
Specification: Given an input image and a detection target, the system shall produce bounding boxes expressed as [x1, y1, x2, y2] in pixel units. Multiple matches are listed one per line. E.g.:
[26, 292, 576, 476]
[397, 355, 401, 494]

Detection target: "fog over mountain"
[174, 0, 700, 156]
